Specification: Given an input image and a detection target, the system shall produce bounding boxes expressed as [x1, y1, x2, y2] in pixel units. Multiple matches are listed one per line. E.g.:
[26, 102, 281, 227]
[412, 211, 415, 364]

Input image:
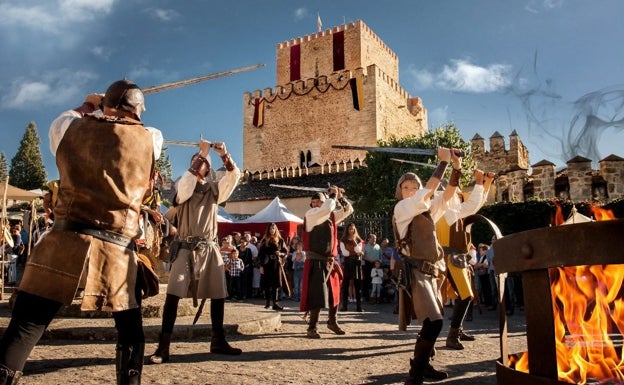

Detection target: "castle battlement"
[244, 68, 357, 103]
[244, 64, 416, 107]
[244, 158, 365, 182]
[471, 131, 624, 203]
[276, 20, 397, 61]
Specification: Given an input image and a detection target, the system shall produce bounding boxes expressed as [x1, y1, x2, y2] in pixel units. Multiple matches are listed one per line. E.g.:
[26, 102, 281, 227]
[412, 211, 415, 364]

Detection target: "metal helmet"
[102, 79, 146, 119]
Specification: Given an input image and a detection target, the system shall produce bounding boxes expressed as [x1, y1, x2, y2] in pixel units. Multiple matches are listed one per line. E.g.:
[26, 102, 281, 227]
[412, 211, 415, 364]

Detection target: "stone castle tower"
[470, 131, 624, 203]
[242, 20, 427, 172]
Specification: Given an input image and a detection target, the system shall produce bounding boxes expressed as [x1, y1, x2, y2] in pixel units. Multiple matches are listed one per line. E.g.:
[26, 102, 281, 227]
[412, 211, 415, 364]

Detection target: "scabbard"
[188, 253, 198, 307]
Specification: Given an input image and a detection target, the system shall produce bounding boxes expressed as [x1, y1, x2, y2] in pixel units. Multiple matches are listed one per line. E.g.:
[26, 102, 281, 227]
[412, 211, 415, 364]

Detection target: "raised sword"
[332, 145, 464, 157]
[141, 64, 265, 95]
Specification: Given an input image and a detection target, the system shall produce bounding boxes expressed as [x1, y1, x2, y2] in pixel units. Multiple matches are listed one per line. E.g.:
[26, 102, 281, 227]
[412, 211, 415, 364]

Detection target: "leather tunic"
[20, 115, 154, 311]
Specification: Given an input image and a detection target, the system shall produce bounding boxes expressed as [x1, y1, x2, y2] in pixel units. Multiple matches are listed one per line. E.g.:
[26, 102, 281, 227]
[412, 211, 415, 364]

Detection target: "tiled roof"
[229, 170, 356, 202]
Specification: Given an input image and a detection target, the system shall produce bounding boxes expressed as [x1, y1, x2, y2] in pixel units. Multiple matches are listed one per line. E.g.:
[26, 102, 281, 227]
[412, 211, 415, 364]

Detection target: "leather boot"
[409, 338, 448, 382]
[272, 290, 283, 311]
[0, 364, 22, 385]
[326, 306, 345, 335]
[306, 308, 321, 339]
[445, 327, 464, 350]
[148, 332, 171, 364]
[459, 328, 475, 341]
[210, 330, 242, 355]
[115, 343, 144, 385]
[356, 300, 363, 312]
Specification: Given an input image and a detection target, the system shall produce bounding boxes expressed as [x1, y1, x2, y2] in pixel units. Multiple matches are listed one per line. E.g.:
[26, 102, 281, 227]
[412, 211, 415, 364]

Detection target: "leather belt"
[53, 219, 135, 250]
[404, 257, 440, 278]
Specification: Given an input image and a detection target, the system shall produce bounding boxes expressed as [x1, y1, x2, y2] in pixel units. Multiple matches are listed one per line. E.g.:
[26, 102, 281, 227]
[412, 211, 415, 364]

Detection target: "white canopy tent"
[0, 183, 41, 204]
[239, 196, 303, 224]
[562, 206, 594, 225]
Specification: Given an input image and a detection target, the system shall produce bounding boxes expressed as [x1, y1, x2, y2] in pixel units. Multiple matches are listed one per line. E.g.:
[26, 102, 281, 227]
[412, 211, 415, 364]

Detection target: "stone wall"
[472, 131, 624, 203]
[276, 20, 398, 86]
[243, 19, 427, 173]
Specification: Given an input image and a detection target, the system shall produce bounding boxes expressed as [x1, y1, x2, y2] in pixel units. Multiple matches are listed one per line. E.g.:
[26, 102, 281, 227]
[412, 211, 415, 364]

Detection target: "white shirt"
[394, 188, 451, 239]
[49, 110, 163, 159]
[304, 197, 353, 232]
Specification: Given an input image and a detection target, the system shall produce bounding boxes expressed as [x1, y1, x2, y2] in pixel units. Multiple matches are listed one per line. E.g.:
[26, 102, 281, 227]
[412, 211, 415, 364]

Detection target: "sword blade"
[332, 145, 436, 156]
[269, 184, 328, 192]
[141, 64, 265, 95]
[163, 140, 199, 147]
[390, 158, 437, 169]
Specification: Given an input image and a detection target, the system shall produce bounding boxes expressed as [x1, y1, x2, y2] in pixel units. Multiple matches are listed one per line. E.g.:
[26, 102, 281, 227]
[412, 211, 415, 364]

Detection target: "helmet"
[102, 79, 146, 119]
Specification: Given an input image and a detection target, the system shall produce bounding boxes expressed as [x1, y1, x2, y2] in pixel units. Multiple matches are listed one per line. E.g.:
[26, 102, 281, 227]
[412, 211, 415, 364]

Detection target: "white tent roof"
[240, 196, 303, 224]
[1, 182, 41, 202]
[562, 206, 594, 225]
[218, 206, 237, 223]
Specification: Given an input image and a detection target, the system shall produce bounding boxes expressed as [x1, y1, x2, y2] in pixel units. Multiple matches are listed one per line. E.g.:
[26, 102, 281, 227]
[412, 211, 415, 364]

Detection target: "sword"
[193, 298, 206, 325]
[269, 184, 329, 193]
[332, 145, 464, 157]
[163, 140, 213, 148]
[390, 158, 437, 169]
[141, 64, 265, 95]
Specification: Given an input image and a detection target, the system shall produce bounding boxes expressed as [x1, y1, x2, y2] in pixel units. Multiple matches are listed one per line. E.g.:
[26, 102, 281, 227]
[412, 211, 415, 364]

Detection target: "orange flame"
[591, 206, 616, 221]
[509, 206, 622, 383]
[552, 201, 565, 226]
[551, 265, 624, 384]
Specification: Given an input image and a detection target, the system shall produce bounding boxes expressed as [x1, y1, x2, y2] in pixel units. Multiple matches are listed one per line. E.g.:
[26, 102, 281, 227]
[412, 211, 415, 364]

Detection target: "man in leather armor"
[436, 170, 496, 350]
[148, 139, 242, 365]
[300, 186, 353, 339]
[0, 79, 163, 385]
[393, 147, 462, 385]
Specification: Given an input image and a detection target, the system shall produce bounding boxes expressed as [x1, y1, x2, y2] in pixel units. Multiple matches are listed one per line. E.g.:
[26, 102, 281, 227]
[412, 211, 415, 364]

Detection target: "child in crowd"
[291, 242, 306, 302]
[226, 248, 245, 300]
[370, 260, 383, 304]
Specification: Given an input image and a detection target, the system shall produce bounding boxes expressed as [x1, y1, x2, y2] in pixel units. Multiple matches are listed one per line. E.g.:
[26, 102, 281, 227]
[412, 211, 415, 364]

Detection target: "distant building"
[470, 132, 623, 204]
[223, 20, 623, 219]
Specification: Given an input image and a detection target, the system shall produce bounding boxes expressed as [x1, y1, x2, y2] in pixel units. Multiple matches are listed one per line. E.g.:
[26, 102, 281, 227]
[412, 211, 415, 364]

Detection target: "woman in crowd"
[258, 223, 288, 310]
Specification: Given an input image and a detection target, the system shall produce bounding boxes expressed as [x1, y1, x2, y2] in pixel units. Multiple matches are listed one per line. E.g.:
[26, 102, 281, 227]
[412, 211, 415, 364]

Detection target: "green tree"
[9, 122, 47, 190]
[155, 147, 173, 183]
[347, 123, 475, 214]
[0, 152, 8, 181]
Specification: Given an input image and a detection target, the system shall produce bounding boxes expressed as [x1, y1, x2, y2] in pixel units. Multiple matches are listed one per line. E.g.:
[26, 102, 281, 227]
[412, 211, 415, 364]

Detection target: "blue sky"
[1, 0, 623, 181]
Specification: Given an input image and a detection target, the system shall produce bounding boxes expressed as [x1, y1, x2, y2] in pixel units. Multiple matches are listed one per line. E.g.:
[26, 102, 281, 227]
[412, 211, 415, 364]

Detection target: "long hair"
[262, 222, 283, 245]
[340, 222, 363, 244]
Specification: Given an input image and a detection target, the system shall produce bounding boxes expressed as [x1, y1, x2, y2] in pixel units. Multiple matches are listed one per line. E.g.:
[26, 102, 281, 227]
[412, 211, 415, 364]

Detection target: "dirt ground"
[0, 296, 528, 385]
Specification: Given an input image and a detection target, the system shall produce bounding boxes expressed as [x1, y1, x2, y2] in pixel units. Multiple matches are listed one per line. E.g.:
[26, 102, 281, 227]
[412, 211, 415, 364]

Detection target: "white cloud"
[294, 8, 308, 20]
[409, 59, 512, 93]
[145, 8, 180, 22]
[0, 1, 115, 35]
[91, 46, 113, 61]
[542, 0, 564, 9]
[0, 3, 59, 33]
[525, 0, 564, 13]
[2, 70, 98, 109]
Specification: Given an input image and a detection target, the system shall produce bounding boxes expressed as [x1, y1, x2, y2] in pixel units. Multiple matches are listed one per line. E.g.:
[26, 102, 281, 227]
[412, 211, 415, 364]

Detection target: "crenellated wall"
[276, 20, 398, 85]
[471, 132, 624, 203]
[241, 19, 425, 172]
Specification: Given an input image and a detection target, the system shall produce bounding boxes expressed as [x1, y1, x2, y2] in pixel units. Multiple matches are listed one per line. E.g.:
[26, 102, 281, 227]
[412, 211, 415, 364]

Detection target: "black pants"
[0, 290, 144, 373]
[161, 294, 226, 334]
